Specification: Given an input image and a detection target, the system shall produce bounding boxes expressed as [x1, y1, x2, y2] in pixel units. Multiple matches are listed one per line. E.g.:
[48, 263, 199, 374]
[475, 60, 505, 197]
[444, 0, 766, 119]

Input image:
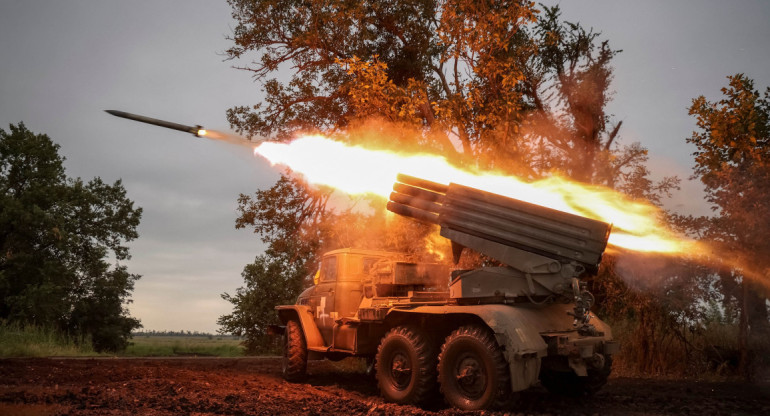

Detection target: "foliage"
[685, 74, 770, 285]
[591, 253, 726, 376]
[0, 123, 142, 352]
[224, 0, 674, 188]
[680, 74, 770, 377]
[588, 75, 770, 378]
[688, 75, 770, 219]
[583, 75, 770, 380]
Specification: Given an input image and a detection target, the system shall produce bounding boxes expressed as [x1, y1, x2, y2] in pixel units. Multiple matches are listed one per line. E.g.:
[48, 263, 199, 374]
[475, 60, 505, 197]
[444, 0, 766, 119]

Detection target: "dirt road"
[1, 357, 769, 415]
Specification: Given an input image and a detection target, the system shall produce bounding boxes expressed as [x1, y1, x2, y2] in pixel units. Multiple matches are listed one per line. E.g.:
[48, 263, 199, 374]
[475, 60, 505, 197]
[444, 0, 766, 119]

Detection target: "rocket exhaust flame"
[254, 135, 696, 255]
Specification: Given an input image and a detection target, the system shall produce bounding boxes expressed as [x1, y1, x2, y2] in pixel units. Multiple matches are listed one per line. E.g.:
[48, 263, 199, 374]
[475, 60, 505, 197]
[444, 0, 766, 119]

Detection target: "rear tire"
[282, 320, 307, 382]
[438, 325, 510, 410]
[375, 326, 437, 405]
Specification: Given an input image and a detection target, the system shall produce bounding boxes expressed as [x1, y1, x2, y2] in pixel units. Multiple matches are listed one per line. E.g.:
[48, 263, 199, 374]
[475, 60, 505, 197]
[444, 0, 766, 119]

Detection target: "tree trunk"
[746, 281, 770, 336]
[738, 281, 750, 381]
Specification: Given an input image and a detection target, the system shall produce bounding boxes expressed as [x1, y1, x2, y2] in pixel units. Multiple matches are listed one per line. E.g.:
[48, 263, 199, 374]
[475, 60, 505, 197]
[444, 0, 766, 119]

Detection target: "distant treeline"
[132, 330, 240, 338]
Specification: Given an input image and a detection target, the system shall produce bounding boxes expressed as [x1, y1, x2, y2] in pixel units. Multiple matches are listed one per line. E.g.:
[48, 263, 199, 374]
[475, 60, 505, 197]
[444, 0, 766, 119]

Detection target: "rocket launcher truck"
[274, 174, 618, 410]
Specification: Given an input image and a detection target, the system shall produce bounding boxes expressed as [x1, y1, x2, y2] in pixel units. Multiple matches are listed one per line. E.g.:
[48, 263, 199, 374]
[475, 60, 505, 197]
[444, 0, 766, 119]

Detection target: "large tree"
[220, 1, 676, 347]
[0, 123, 142, 352]
[684, 74, 770, 376]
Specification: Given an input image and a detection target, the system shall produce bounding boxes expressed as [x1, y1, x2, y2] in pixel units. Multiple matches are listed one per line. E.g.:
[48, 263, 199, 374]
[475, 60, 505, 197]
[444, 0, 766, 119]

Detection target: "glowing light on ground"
[255, 135, 695, 254]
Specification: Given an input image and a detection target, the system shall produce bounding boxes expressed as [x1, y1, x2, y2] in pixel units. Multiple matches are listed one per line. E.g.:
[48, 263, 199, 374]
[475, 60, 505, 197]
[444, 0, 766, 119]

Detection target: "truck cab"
[296, 248, 396, 347]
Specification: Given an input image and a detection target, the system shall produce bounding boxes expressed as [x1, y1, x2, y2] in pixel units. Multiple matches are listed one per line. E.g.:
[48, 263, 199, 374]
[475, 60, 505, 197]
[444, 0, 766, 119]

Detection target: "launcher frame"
[386, 174, 612, 325]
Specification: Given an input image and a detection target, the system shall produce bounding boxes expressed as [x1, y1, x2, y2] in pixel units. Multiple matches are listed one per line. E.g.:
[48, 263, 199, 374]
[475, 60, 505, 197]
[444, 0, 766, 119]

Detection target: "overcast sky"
[1, 1, 769, 333]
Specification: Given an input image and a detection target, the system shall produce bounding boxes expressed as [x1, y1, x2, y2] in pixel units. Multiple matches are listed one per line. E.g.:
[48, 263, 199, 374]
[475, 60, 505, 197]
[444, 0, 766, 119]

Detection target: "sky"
[1, 1, 769, 333]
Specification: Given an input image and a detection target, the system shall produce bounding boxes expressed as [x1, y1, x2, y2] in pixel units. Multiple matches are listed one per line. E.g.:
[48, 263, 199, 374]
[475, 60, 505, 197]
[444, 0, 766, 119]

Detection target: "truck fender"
[392, 304, 547, 392]
[275, 305, 325, 351]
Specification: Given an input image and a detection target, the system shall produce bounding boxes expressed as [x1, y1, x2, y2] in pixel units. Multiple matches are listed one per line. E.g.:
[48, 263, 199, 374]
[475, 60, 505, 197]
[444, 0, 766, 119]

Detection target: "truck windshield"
[320, 256, 337, 282]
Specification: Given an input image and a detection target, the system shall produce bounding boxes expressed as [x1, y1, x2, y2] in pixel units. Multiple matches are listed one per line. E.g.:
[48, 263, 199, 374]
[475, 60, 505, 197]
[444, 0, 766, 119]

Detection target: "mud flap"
[568, 356, 588, 377]
[276, 305, 326, 351]
[488, 317, 546, 392]
[510, 352, 542, 391]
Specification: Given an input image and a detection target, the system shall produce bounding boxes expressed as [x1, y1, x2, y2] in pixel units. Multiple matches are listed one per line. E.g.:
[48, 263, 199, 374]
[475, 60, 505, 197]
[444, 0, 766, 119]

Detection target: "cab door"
[312, 255, 337, 345]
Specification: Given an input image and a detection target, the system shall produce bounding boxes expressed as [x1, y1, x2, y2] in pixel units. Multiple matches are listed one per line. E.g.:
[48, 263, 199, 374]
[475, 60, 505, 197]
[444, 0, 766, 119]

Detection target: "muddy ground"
[1, 357, 769, 415]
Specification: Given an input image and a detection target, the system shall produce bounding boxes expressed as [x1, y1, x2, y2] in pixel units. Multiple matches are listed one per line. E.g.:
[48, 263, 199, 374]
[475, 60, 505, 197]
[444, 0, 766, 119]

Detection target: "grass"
[0, 322, 98, 357]
[123, 335, 245, 357]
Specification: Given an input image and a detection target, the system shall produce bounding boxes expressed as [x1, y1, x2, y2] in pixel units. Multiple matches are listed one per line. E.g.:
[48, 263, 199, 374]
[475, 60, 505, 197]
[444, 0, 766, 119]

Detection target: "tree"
[684, 74, 770, 377]
[0, 123, 142, 352]
[225, 0, 541, 158]
[224, 1, 673, 186]
[221, 1, 676, 348]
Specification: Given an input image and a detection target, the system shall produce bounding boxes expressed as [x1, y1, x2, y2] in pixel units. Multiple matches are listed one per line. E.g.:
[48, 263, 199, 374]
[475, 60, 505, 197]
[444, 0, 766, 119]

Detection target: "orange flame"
[254, 135, 695, 254]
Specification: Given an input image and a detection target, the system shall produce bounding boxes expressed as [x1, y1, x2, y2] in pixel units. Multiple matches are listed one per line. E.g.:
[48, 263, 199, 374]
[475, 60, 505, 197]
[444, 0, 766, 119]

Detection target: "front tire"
[375, 326, 437, 405]
[282, 319, 307, 382]
[438, 325, 510, 410]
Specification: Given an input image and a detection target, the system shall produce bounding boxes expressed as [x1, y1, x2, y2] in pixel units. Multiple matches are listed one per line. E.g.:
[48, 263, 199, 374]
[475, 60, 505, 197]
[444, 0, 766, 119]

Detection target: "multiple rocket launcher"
[108, 108, 617, 408]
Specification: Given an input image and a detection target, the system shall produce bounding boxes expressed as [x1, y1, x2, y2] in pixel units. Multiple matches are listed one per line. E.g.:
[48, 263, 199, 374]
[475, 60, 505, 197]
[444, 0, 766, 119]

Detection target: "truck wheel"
[375, 326, 437, 405]
[282, 319, 307, 382]
[438, 325, 510, 410]
[540, 355, 612, 396]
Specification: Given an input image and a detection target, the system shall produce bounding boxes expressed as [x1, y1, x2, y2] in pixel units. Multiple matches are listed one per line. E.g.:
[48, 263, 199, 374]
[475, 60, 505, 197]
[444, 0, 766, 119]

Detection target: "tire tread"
[375, 326, 437, 405]
[283, 320, 307, 382]
[438, 325, 510, 410]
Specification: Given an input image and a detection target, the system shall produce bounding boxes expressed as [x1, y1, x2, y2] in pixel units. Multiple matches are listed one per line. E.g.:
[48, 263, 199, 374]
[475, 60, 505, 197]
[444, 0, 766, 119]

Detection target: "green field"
[123, 335, 245, 357]
[0, 322, 248, 358]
